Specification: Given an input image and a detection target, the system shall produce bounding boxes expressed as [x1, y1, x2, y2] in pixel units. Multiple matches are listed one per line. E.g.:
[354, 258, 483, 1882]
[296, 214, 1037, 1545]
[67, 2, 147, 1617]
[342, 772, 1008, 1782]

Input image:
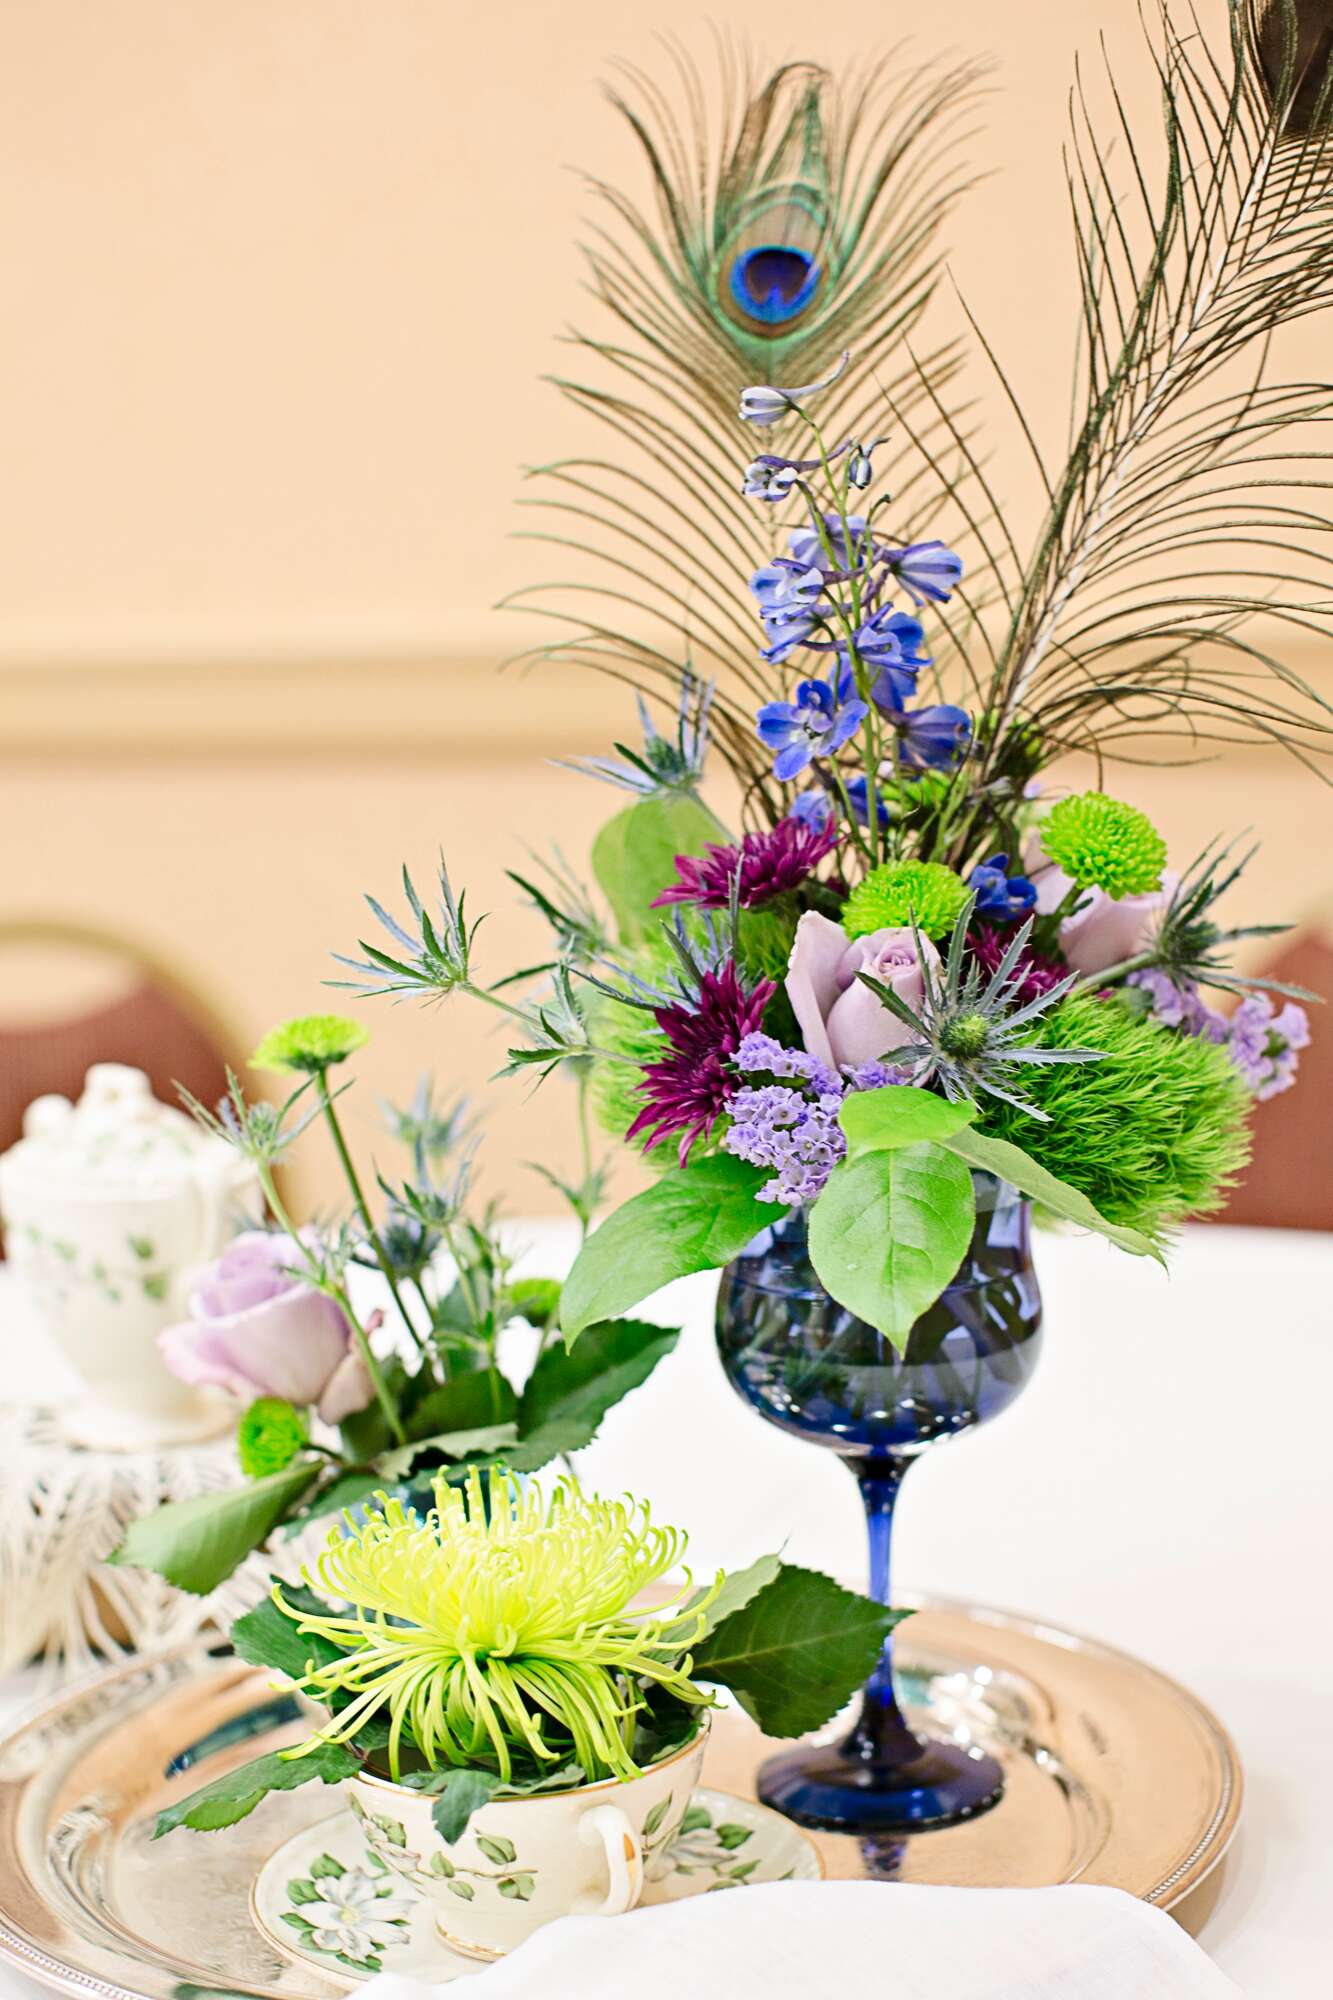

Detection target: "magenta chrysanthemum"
[626, 962, 776, 1163]
[966, 926, 1067, 1007]
[652, 820, 837, 911]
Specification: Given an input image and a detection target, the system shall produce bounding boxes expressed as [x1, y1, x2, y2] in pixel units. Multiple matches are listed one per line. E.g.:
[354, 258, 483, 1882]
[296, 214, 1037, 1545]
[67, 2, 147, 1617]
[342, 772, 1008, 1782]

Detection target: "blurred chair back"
[1215, 927, 1332, 1232]
[0, 920, 239, 1208]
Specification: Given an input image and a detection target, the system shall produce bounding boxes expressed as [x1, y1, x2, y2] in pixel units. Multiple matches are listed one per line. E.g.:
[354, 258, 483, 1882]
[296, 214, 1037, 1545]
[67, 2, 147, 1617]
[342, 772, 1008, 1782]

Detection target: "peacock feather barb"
[503, 40, 990, 815]
[891, 0, 1333, 810]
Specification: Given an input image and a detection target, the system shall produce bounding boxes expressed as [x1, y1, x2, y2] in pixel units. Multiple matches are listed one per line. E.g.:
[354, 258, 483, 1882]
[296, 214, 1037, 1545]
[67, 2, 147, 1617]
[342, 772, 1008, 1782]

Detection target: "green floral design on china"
[280, 1849, 414, 1974]
[345, 1791, 538, 1904]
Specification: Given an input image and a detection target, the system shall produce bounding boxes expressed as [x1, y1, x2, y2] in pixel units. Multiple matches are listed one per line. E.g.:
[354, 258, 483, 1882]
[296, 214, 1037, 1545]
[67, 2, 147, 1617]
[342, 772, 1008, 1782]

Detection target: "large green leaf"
[807, 1145, 976, 1349]
[691, 1565, 903, 1737]
[109, 1460, 321, 1594]
[231, 1584, 341, 1684]
[687, 1553, 782, 1643]
[154, 1741, 359, 1837]
[591, 790, 729, 943]
[560, 1157, 774, 1342]
[409, 1371, 518, 1437]
[512, 1316, 680, 1466]
[941, 1126, 1165, 1263]
[839, 1085, 977, 1155]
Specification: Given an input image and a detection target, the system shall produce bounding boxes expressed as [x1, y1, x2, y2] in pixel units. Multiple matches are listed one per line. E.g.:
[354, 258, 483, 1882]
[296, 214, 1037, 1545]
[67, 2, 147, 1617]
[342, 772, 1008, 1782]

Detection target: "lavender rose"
[1027, 839, 1180, 978]
[158, 1232, 373, 1424]
[786, 911, 939, 1068]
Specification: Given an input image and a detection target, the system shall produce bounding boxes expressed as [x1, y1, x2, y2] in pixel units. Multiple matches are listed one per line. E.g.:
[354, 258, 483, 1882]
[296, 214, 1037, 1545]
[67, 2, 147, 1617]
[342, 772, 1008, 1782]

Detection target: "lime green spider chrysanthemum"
[277, 1470, 718, 1785]
[842, 860, 970, 941]
[1041, 792, 1168, 900]
[250, 1013, 370, 1076]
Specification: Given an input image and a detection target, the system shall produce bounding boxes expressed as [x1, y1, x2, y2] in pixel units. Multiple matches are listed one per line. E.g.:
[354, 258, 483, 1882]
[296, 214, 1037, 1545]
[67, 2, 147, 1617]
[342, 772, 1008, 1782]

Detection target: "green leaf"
[477, 1834, 517, 1867]
[687, 1553, 782, 1643]
[447, 1879, 476, 1902]
[513, 1316, 680, 1464]
[153, 1741, 359, 1836]
[691, 1565, 903, 1738]
[807, 1146, 976, 1349]
[591, 790, 729, 944]
[409, 1371, 518, 1439]
[642, 1798, 670, 1837]
[940, 1126, 1166, 1263]
[839, 1085, 978, 1155]
[376, 1423, 518, 1482]
[715, 1824, 752, 1850]
[561, 1157, 774, 1342]
[429, 1769, 503, 1844]
[283, 1471, 384, 1535]
[307, 1853, 345, 1879]
[231, 1584, 342, 1683]
[110, 1460, 321, 1594]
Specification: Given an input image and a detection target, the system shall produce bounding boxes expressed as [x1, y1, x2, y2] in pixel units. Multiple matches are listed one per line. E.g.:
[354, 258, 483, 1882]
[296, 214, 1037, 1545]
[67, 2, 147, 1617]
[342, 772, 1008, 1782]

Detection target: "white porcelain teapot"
[0, 1064, 258, 1449]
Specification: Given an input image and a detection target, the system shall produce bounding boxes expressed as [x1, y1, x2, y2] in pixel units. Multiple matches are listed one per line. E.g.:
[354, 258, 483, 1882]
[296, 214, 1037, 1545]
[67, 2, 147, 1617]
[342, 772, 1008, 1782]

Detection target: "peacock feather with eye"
[502, 41, 990, 817]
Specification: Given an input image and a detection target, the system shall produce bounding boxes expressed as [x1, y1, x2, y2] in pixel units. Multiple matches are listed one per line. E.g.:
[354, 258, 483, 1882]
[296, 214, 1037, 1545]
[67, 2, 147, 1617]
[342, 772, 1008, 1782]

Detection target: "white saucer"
[252, 1786, 823, 1984]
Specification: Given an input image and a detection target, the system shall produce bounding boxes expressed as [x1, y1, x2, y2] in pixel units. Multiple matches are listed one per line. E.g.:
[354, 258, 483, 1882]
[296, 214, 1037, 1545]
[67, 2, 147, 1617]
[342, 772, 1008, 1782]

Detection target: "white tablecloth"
[2, 1224, 1330, 1998]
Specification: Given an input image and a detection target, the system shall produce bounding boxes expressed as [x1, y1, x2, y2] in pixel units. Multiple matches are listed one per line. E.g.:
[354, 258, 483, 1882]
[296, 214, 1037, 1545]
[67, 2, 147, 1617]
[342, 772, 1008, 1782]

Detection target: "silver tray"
[0, 1602, 1242, 2000]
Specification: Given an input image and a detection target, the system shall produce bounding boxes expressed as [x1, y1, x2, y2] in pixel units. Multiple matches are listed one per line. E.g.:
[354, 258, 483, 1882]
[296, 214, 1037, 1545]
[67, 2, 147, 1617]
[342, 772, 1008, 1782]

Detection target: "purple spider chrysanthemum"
[627, 963, 776, 1164]
[967, 926, 1067, 1007]
[652, 820, 837, 911]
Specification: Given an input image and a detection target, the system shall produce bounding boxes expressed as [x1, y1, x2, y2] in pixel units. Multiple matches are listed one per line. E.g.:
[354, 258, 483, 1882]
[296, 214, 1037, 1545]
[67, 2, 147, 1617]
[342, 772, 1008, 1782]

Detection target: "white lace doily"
[0, 1402, 250, 1677]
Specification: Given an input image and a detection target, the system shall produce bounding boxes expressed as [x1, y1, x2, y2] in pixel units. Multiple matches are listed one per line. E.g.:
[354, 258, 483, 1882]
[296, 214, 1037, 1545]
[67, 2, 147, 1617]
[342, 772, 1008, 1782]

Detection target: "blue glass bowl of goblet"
[714, 1170, 1041, 1833]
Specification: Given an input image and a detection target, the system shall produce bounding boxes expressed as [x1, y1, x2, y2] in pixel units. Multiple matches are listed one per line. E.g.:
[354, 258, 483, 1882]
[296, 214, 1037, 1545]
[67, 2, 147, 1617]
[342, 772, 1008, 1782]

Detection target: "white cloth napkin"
[364, 1881, 1242, 2000]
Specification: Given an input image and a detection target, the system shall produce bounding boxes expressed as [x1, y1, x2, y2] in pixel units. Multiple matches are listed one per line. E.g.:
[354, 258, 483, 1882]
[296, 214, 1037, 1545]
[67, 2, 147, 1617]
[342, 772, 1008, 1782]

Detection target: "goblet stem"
[839, 1459, 922, 1769]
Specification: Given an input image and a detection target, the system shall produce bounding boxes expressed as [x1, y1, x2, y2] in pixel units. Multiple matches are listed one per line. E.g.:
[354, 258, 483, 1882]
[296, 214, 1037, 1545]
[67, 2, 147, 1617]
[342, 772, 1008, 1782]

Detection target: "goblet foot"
[756, 1732, 1004, 1833]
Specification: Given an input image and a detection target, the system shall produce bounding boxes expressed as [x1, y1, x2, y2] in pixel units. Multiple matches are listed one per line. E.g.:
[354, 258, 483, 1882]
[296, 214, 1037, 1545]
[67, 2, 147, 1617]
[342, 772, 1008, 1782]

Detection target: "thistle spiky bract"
[858, 899, 1102, 1117]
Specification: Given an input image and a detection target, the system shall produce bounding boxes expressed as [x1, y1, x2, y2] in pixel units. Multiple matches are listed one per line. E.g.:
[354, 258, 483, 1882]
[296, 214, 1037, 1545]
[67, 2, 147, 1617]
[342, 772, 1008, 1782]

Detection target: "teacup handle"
[573, 1803, 644, 1917]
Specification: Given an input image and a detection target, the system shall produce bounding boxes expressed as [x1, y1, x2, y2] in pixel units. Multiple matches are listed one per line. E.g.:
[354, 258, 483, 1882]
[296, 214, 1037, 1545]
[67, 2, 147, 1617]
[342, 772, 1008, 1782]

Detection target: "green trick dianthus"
[980, 994, 1251, 1237]
[1041, 792, 1167, 899]
[842, 860, 970, 940]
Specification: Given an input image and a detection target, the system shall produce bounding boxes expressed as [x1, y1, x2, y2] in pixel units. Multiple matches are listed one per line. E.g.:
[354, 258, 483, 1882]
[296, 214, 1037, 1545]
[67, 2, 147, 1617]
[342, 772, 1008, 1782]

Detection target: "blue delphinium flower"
[742, 452, 820, 503]
[748, 560, 826, 663]
[884, 541, 965, 606]
[845, 773, 891, 827]
[847, 444, 874, 489]
[854, 606, 931, 669]
[968, 853, 1038, 922]
[756, 674, 868, 781]
[788, 513, 872, 576]
[895, 703, 972, 772]
[789, 788, 834, 832]
[738, 351, 849, 427]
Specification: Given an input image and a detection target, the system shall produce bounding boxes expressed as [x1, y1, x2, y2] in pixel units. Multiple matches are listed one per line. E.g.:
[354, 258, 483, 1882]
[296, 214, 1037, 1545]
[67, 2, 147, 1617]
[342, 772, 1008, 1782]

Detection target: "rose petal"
[158, 1285, 350, 1405]
[785, 911, 854, 1067]
[1060, 873, 1178, 976]
[317, 1347, 376, 1425]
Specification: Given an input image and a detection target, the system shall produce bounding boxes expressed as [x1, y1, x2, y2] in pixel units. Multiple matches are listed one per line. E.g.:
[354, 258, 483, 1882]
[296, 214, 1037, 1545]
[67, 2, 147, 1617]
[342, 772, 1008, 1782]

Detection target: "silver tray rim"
[0, 1595, 1244, 2000]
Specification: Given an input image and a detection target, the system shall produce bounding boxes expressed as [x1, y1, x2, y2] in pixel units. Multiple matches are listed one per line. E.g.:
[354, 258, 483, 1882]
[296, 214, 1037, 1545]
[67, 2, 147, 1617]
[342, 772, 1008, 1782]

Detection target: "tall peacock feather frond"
[879, 0, 1333, 811]
[502, 38, 991, 816]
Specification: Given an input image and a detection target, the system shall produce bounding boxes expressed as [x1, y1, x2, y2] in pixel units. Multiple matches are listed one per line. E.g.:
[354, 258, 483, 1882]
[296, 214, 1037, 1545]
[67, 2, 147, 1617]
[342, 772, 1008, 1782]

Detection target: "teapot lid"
[0, 1064, 244, 1201]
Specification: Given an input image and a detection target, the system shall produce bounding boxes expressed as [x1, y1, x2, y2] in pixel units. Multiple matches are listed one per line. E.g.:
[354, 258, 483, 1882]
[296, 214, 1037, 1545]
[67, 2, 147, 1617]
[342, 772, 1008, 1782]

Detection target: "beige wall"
[3, 1, 1331, 1211]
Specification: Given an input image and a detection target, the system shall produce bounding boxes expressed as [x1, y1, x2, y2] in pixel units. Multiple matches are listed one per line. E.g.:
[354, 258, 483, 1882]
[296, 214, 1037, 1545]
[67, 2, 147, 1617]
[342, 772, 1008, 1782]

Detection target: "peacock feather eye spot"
[728, 243, 822, 327]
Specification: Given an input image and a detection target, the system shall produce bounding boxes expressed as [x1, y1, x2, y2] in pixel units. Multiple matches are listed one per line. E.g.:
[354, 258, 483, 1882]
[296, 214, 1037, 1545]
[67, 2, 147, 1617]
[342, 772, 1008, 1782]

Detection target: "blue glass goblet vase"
[714, 1171, 1042, 1834]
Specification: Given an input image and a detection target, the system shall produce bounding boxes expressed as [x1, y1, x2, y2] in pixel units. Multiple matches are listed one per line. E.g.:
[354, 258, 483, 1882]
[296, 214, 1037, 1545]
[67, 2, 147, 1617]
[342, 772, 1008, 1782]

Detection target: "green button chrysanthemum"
[842, 859, 970, 940]
[237, 1396, 309, 1478]
[1041, 791, 1167, 899]
[250, 1013, 370, 1075]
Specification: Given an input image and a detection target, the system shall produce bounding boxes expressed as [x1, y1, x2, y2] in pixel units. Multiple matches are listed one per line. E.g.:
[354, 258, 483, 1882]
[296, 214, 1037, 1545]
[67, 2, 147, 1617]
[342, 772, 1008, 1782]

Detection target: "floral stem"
[257, 1164, 407, 1448]
[314, 1072, 427, 1359]
[1071, 949, 1156, 995]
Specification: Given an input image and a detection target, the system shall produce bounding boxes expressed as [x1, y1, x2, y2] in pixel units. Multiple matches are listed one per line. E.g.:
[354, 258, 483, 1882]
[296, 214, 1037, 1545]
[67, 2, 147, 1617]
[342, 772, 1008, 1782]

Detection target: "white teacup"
[344, 1725, 709, 1961]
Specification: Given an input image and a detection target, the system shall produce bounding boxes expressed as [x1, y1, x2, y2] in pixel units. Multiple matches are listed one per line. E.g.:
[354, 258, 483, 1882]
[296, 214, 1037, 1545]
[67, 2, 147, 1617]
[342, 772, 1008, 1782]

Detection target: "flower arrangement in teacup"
[111, 1016, 695, 1597]
[156, 1469, 899, 1960]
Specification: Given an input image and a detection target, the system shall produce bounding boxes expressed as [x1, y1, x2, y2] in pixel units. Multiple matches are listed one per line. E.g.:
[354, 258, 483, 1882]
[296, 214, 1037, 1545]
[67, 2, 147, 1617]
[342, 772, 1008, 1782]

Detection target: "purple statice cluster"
[722, 1032, 902, 1205]
[1128, 971, 1310, 1102]
[1227, 992, 1311, 1101]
